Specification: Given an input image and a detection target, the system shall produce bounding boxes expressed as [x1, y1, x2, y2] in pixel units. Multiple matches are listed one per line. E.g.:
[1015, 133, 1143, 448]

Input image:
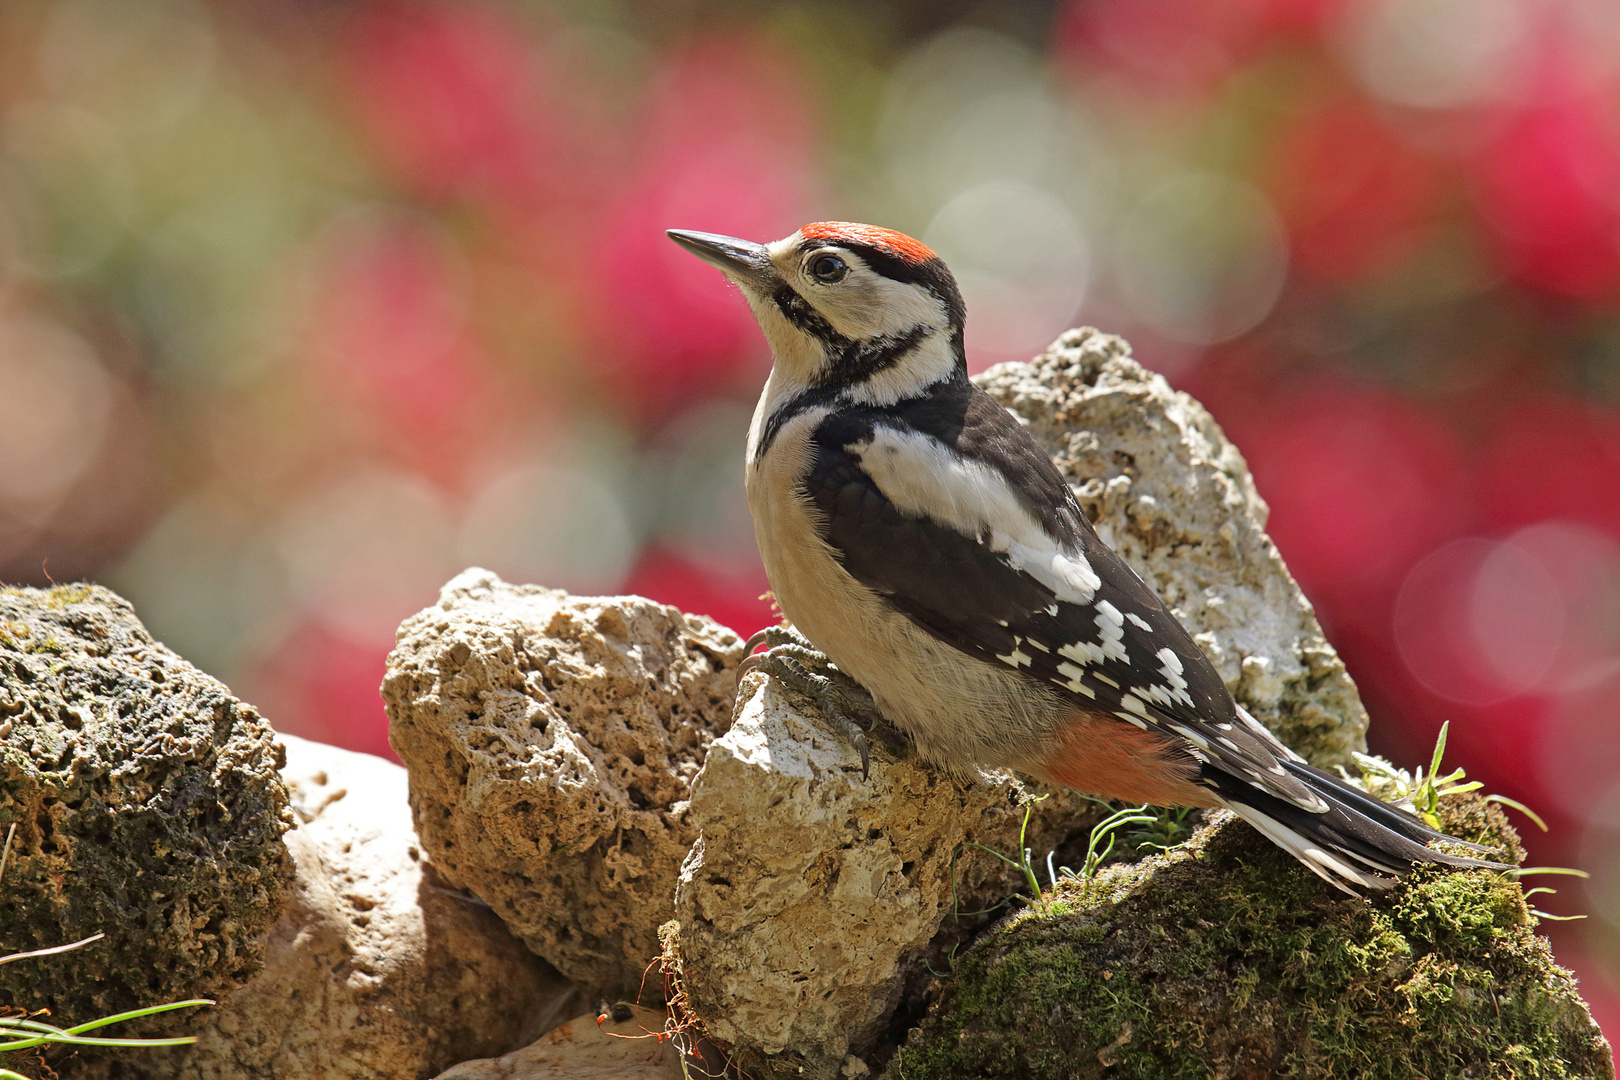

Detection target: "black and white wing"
[803, 391, 1328, 813]
[800, 385, 1506, 893]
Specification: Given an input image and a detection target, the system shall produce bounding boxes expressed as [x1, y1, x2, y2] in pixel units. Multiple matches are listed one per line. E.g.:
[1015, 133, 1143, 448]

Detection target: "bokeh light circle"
[1466, 537, 1567, 695]
[1340, 0, 1532, 110]
[37, 0, 217, 132]
[458, 453, 637, 595]
[1115, 172, 1289, 345]
[1394, 538, 1518, 706]
[0, 317, 113, 519]
[879, 28, 1046, 212]
[926, 181, 1090, 365]
[274, 467, 458, 644]
[1394, 522, 1620, 707]
[0, 102, 135, 278]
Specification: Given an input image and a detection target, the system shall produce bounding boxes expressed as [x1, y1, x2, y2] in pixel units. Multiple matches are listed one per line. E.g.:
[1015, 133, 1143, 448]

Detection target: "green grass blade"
[1506, 866, 1591, 879]
[1486, 794, 1549, 832]
[1429, 721, 1450, 780]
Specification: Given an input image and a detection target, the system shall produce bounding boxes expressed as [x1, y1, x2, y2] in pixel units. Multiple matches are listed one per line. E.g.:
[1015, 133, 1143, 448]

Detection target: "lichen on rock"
[382, 568, 745, 997]
[0, 584, 293, 1033]
[977, 328, 1367, 766]
[886, 794, 1614, 1080]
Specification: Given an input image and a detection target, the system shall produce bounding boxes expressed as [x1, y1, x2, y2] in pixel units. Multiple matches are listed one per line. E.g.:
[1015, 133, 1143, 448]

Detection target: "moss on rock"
[0, 584, 294, 1032]
[886, 794, 1612, 1080]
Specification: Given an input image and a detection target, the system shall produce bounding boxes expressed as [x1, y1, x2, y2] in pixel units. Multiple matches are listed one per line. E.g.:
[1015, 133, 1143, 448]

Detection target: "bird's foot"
[739, 626, 907, 778]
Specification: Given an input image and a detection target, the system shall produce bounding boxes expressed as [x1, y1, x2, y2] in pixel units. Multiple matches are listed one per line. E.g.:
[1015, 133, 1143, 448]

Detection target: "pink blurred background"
[0, 0, 1616, 1040]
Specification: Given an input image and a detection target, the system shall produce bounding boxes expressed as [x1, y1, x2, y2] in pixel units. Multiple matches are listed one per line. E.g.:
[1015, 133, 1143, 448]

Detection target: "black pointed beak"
[666, 229, 775, 288]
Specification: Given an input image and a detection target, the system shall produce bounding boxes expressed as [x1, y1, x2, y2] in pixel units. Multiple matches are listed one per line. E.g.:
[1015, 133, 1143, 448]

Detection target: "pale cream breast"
[744, 398, 1068, 772]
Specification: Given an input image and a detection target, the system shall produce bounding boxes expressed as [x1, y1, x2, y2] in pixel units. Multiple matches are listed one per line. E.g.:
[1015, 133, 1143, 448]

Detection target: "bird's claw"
[737, 627, 905, 779]
[741, 624, 816, 663]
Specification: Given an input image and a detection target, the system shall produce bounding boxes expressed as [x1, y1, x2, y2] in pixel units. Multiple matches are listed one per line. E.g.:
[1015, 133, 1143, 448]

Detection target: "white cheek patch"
[846, 270, 948, 338]
[848, 425, 1100, 606]
[761, 238, 958, 403]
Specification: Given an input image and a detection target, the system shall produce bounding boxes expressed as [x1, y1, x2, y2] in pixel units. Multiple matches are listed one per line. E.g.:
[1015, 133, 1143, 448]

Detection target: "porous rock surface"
[977, 328, 1368, 766]
[382, 568, 745, 996]
[434, 1005, 712, 1080]
[134, 735, 576, 1080]
[887, 794, 1615, 1080]
[671, 675, 1092, 1080]
[0, 584, 292, 1030]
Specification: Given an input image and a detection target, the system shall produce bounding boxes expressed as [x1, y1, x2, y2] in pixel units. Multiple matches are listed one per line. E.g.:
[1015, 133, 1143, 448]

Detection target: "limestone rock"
[670, 674, 1093, 1080]
[0, 584, 293, 1029]
[887, 794, 1614, 1080]
[134, 735, 576, 1080]
[976, 328, 1368, 765]
[434, 1005, 719, 1080]
[382, 568, 745, 996]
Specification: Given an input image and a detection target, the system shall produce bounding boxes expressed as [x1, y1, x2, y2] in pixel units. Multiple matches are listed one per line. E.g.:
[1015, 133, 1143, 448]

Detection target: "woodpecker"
[666, 221, 1501, 895]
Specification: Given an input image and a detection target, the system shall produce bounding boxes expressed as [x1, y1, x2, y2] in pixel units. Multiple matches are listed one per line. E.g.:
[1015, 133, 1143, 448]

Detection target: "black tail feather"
[1283, 760, 1501, 853]
[1201, 761, 1513, 896]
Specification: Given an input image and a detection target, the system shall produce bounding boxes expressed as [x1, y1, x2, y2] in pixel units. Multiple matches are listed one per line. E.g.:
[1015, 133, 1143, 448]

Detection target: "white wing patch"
[1004, 540, 1102, 606]
[849, 425, 1100, 605]
[1055, 661, 1096, 697]
[1056, 600, 1130, 666]
[997, 642, 1033, 669]
[1135, 647, 1196, 710]
[1096, 600, 1127, 658]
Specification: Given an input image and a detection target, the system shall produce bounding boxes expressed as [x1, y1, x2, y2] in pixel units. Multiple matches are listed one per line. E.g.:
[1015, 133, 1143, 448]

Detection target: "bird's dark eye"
[809, 253, 848, 283]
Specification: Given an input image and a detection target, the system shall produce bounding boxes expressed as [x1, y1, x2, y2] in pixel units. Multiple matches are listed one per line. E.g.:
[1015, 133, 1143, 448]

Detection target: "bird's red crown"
[801, 222, 937, 266]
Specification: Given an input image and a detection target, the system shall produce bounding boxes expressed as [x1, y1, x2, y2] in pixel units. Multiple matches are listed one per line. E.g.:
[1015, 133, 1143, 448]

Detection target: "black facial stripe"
[750, 323, 935, 461]
[753, 384, 843, 463]
[818, 325, 931, 388]
[771, 283, 933, 388]
[771, 284, 840, 342]
[783, 243, 968, 374]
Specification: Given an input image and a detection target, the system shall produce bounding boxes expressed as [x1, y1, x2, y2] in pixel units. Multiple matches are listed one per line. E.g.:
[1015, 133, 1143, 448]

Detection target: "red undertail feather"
[1040, 709, 1220, 809]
